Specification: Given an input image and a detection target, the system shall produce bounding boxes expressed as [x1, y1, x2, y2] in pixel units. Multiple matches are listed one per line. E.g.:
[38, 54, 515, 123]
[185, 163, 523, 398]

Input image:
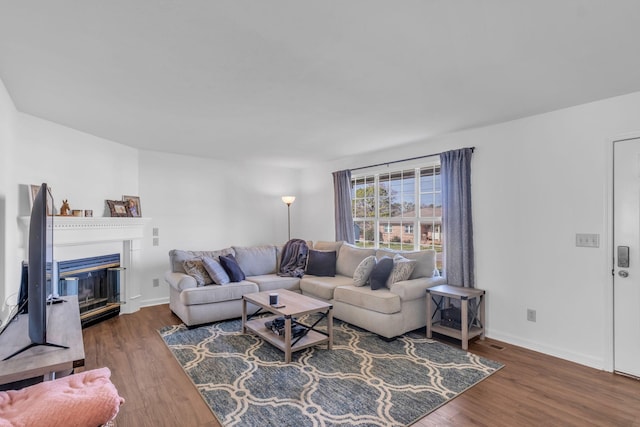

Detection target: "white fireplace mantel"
[19, 216, 151, 314]
[19, 216, 150, 246]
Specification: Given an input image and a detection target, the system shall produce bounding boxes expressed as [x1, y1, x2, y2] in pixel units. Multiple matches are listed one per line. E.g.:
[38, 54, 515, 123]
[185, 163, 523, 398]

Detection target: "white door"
[614, 137, 640, 378]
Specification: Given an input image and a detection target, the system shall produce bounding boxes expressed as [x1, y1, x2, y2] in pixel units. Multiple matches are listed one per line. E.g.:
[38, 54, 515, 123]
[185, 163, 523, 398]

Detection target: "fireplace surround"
[19, 216, 149, 317]
[58, 254, 123, 327]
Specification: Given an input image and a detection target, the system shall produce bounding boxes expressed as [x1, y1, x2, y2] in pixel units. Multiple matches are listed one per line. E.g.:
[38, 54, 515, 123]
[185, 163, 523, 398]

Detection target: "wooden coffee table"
[242, 289, 333, 363]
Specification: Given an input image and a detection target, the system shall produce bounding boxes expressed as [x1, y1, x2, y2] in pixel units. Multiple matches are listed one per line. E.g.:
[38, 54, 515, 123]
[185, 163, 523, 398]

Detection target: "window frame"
[351, 159, 442, 261]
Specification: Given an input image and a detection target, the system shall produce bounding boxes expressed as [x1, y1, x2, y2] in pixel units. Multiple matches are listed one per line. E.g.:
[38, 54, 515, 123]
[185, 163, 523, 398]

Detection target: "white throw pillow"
[386, 254, 417, 287]
[352, 255, 377, 286]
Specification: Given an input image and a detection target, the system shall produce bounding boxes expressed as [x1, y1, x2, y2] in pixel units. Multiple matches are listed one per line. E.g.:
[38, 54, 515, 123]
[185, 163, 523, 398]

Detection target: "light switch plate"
[576, 233, 599, 248]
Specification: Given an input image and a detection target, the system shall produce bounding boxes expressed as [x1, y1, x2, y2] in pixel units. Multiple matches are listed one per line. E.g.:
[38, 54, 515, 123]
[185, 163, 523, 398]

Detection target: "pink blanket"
[0, 367, 124, 427]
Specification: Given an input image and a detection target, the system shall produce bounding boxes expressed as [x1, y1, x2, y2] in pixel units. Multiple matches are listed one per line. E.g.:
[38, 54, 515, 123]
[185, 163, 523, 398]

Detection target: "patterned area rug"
[159, 315, 503, 427]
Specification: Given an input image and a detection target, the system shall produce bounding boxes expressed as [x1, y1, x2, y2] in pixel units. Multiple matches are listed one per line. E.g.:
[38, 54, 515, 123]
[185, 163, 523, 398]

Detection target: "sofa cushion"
[386, 255, 417, 287]
[219, 254, 246, 282]
[352, 255, 376, 286]
[233, 245, 277, 276]
[314, 241, 344, 252]
[202, 256, 231, 285]
[375, 248, 437, 279]
[336, 244, 376, 277]
[306, 250, 336, 277]
[333, 285, 401, 315]
[300, 275, 354, 300]
[402, 250, 437, 279]
[389, 276, 447, 301]
[170, 248, 235, 273]
[247, 275, 301, 293]
[179, 281, 258, 305]
[370, 256, 394, 290]
[182, 259, 213, 286]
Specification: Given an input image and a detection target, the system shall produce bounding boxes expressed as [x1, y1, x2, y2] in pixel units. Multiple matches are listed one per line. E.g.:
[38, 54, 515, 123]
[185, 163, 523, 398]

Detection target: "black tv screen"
[28, 183, 53, 344]
[2, 183, 67, 360]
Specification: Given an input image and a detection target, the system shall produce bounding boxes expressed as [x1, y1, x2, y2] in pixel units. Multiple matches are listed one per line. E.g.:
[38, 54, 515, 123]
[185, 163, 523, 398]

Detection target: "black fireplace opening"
[58, 254, 122, 328]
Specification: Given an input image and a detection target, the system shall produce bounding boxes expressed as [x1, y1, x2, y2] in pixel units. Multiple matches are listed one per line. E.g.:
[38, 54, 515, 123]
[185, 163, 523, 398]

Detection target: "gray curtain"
[332, 170, 355, 244]
[440, 148, 475, 287]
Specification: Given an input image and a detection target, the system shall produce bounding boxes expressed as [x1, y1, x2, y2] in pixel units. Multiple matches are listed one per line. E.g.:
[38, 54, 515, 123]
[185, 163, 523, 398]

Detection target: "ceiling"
[1, 1, 640, 167]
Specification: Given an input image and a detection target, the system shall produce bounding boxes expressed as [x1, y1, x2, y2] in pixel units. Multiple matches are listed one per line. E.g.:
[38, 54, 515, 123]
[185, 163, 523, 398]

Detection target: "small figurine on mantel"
[60, 199, 71, 216]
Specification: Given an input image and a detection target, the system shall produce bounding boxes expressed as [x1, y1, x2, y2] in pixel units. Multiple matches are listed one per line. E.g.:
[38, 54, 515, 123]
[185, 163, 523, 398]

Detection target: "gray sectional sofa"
[165, 241, 446, 339]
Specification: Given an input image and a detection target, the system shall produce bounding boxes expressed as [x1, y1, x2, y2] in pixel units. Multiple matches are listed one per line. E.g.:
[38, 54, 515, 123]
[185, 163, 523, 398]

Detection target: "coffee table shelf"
[245, 315, 329, 354]
[242, 289, 333, 363]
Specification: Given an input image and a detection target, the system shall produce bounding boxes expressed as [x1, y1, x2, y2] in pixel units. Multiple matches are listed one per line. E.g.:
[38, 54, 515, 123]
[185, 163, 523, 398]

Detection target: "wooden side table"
[426, 284, 485, 350]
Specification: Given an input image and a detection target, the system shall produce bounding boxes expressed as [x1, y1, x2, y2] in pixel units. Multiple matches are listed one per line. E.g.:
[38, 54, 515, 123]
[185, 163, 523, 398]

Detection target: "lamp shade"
[281, 196, 296, 205]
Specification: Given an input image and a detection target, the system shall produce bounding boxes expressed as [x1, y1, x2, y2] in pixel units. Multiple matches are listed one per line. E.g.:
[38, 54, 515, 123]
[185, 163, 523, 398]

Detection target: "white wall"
[0, 78, 141, 327]
[298, 91, 640, 370]
[136, 150, 300, 307]
[0, 78, 16, 325]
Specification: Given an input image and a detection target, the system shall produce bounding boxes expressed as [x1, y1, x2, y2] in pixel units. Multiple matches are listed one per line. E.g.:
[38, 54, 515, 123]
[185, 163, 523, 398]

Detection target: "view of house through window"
[351, 160, 442, 270]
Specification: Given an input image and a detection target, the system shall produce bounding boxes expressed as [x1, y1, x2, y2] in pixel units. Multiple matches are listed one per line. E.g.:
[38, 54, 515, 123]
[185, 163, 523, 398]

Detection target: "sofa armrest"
[164, 271, 197, 291]
[389, 276, 447, 301]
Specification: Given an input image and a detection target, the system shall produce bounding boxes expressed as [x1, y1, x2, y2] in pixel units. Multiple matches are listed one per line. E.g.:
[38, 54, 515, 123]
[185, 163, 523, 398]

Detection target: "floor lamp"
[281, 196, 296, 241]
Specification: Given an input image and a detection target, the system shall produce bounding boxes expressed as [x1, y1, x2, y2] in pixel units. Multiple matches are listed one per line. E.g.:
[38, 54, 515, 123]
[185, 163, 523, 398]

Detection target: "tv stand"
[3, 341, 69, 362]
[0, 296, 84, 386]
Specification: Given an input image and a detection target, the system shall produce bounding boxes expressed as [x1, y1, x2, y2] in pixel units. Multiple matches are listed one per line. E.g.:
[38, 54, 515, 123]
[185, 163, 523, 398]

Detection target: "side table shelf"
[426, 284, 485, 350]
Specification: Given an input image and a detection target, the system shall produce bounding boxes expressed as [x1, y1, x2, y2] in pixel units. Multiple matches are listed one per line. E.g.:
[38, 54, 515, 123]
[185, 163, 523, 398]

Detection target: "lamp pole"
[287, 203, 291, 240]
[281, 196, 296, 241]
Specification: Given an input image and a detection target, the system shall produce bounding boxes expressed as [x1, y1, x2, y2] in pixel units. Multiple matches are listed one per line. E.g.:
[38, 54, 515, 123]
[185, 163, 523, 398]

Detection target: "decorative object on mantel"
[106, 200, 132, 217]
[60, 199, 71, 216]
[84, 209, 93, 217]
[122, 195, 141, 217]
[71, 209, 83, 217]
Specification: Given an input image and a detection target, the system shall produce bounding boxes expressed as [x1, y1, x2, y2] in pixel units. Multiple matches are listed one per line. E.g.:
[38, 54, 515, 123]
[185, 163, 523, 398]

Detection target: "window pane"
[354, 199, 364, 218]
[352, 161, 441, 254]
[419, 194, 434, 217]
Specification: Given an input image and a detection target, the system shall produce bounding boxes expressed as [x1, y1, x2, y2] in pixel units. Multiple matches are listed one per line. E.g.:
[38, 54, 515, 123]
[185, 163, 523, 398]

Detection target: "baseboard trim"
[487, 329, 605, 371]
[140, 297, 169, 308]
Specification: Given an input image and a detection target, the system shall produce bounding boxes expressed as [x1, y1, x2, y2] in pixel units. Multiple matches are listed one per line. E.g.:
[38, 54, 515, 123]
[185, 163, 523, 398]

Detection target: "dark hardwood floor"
[81, 304, 640, 427]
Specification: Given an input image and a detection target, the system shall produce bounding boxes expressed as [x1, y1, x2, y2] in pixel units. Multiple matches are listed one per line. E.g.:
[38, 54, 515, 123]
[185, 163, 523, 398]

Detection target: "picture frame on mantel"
[122, 195, 141, 217]
[106, 200, 132, 217]
[30, 184, 52, 215]
[29, 184, 40, 209]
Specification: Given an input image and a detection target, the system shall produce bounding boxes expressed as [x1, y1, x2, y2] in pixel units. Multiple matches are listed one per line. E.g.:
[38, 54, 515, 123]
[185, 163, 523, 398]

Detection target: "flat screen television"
[3, 183, 67, 360]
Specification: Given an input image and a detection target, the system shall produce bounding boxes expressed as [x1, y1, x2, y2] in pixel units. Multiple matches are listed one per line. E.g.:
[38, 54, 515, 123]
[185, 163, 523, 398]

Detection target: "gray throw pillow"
[202, 256, 230, 285]
[369, 257, 394, 290]
[353, 255, 376, 286]
[182, 259, 213, 286]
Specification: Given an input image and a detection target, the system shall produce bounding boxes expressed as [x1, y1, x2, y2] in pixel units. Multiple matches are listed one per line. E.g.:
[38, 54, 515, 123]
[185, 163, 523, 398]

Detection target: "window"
[352, 161, 442, 270]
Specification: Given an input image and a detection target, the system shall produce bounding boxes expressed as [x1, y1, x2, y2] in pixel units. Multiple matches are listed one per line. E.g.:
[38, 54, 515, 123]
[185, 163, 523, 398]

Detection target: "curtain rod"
[350, 147, 475, 172]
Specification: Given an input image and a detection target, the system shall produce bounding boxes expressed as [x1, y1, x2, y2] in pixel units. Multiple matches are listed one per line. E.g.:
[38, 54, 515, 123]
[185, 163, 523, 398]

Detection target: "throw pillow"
[202, 256, 230, 285]
[182, 259, 213, 286]
[386, 254, 417, 287]
[369, 256, 394, 290]
[219, 254, 246, 282]
[352, 255, 376, 286]
[306, 250, 337, 277]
